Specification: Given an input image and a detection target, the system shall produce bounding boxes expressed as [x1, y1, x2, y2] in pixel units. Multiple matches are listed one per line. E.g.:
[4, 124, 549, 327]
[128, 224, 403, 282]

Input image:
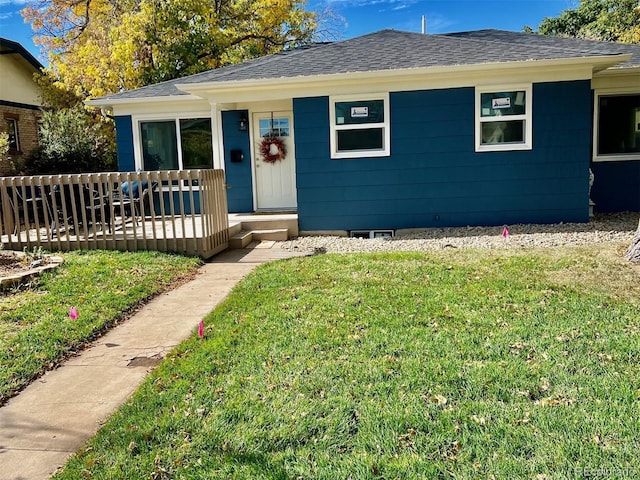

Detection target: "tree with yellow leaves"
[23, 0, 318, 99]
[21, 0, 321, 173]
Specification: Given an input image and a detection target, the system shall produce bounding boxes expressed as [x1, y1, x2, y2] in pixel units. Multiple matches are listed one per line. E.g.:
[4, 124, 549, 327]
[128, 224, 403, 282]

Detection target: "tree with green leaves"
[528, 0, 640, 44]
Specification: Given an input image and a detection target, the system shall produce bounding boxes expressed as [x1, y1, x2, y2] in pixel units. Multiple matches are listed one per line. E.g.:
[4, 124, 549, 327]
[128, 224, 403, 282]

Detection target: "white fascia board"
[85, 94, 204, 109]
[592, 67, 640, 90]
[176, 54, 631, 103]
[105, 97, 211, 117]
[594, 65, 640, 76]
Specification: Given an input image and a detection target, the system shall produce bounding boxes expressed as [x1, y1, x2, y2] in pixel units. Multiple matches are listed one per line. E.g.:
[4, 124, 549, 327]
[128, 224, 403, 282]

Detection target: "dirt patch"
[127, 354, 164, 367]
[0, 251, 64, 290]
[0, 252, 30, 276]
[545, 244, 640, 304]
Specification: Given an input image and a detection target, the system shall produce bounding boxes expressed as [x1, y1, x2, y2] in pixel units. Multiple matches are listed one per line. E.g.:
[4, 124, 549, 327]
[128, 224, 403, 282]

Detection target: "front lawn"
[55, 245, 639, 479]
[0, 250, 202, 403]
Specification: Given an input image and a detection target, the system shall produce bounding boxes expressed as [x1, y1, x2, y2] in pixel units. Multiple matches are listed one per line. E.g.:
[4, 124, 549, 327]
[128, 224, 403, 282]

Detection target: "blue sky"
[317, 0, 575, 37]
[0, 0, 575, 64]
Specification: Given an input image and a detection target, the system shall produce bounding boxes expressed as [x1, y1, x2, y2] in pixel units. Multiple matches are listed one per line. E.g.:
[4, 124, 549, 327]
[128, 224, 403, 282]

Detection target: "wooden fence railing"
[0, 170, 229, 258]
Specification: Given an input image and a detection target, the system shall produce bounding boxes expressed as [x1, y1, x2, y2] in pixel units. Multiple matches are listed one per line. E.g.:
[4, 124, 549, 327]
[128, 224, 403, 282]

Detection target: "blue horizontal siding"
[221, 110, 253, 213]
[591, 160, 640, 212]
[114, 116, 135, 172]
[293, 81, 592, 231]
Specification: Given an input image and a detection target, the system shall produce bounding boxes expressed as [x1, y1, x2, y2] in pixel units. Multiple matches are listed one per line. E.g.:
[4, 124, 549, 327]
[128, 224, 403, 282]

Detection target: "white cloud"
[392, 4, 409, 11]
[325, 0, 412, 6]
[0, 0, 30, 6]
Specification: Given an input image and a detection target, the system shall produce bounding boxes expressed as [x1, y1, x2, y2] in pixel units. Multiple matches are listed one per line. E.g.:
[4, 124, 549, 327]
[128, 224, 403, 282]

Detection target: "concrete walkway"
[0, 245, 308, 480]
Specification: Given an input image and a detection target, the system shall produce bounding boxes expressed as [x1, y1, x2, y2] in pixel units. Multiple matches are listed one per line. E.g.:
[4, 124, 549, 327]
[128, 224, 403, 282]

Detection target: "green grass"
[0, 250, 201, 403]
[55, 245, 639, 479]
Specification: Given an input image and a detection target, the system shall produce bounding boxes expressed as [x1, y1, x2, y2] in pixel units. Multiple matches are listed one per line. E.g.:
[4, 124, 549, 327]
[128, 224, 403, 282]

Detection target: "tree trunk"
[625, 218, 640, 262]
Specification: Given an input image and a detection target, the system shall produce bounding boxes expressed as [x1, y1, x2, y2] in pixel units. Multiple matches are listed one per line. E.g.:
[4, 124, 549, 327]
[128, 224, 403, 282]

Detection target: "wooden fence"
[0, 170, 229, 259]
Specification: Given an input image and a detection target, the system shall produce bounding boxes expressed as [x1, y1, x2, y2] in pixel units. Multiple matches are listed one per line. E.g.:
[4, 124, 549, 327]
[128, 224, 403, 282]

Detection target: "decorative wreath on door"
[259, 134, 286, 163]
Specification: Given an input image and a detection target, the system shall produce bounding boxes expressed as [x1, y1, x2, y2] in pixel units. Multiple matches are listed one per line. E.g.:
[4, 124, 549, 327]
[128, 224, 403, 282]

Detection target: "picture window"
[139, 118, 213, 171]
[594, 92, 640, 161]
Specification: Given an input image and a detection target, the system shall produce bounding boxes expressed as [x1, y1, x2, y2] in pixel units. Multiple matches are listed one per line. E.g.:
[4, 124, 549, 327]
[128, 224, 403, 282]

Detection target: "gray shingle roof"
[94, 29, 638, 103]
[444, 29, 640, 68]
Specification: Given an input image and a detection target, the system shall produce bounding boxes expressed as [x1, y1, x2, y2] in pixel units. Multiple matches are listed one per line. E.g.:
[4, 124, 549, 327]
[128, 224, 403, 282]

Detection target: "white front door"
[253, 111, 297, 211]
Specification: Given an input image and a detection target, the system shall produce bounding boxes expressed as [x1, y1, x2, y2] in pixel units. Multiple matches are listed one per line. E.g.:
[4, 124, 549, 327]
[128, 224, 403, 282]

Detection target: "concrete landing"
[0, 244, 310, 480]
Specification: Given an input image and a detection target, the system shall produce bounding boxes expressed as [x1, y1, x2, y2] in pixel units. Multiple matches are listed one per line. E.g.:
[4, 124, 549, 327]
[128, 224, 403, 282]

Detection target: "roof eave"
[594, 64, 640, 76]
[86, 53, 633, 108]
[0, 37, 44, 71]
[176, 54, 631, 96]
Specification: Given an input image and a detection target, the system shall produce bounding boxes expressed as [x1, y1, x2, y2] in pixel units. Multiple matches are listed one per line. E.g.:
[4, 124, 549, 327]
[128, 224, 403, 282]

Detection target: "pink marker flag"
[198, 319, 205, 338]
[502, 226, 510, 239]
[69, 306, 79, 320]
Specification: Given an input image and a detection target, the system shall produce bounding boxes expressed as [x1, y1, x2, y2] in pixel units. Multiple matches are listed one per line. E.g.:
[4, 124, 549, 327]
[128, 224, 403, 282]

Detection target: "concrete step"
[229, 230, 253, 249]
[252, 228, 289, 242]
[228, 221, 243, 238]
[239, 219, 298, 237]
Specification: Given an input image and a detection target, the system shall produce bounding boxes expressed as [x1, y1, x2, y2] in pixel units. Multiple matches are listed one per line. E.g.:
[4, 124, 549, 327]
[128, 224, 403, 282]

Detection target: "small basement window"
[330, 94, 390, 159]
[350, 230, 395, 239]
[475, 85, 532, 152]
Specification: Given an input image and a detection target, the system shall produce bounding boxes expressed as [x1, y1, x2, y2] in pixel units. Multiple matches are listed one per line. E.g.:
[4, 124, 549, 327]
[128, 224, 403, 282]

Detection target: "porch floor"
[2, 213, 299, 251]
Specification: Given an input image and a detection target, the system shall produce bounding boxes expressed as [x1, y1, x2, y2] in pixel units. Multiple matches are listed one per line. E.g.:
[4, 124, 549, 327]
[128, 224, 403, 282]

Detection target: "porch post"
[210, 102, 225, 171]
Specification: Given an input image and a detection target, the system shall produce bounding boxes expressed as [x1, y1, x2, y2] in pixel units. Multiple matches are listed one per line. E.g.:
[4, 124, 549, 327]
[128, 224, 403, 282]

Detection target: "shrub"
[23, 107, 116, 175]
[0, 131, 12, 175]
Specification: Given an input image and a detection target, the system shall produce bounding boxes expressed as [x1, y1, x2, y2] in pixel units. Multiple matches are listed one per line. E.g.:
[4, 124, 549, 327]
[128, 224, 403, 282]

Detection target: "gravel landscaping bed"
[281, 212, 638, 253]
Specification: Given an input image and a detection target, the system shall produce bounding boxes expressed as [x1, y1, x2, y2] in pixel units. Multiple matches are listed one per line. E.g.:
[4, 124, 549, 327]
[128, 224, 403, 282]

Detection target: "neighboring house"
[88, 29, 640, 234]
[0, 38, 44, 175]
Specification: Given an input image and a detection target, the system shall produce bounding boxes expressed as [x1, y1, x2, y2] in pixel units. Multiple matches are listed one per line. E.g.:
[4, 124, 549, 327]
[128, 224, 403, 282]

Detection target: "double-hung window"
[476, 85, 532, 152]
[594, 91, 640, 161]
[5, 118, 19, 153]
[139, 118, 213, 171]
[330, 94, 390, 159]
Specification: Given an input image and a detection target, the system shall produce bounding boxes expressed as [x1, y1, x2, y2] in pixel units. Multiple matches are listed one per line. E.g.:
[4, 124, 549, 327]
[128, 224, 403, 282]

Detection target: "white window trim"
[329, 93, 390, 159]
[475, 84, 533, 152]
[593, 87, 640, 163]
[132, 112, 213, 171]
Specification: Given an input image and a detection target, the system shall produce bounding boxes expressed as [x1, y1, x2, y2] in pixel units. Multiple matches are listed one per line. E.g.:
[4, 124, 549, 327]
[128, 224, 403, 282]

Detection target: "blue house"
[88, 29, 640, 234]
